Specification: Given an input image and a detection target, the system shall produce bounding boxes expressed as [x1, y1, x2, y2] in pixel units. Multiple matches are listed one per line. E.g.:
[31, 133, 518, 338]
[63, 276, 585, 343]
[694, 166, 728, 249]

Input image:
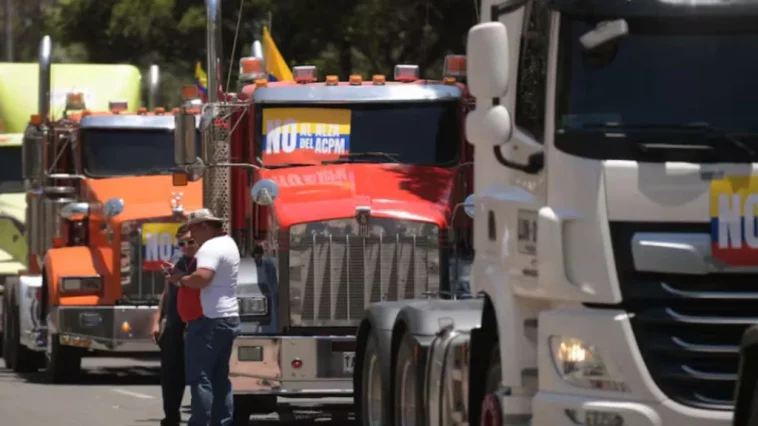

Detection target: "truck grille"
[611, 222, 745, 411]
[120, 219, 178, 303]
[288, 218, 441, 326]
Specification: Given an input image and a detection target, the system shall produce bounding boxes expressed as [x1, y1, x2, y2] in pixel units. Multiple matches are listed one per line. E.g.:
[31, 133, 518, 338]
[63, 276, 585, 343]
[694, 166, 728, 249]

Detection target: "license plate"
[342, 352, 355, 374]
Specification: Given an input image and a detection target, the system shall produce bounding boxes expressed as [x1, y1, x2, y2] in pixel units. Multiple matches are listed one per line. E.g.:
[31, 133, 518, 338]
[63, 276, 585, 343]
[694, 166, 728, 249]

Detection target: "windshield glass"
[257, 101, 461, 167]
[0, 145, 23, 192]
[556, 16, 758, 134]
[82, 128, 199, 177]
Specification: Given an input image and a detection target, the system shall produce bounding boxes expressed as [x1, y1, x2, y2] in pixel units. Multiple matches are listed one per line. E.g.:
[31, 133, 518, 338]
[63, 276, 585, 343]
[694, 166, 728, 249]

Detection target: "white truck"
[353, 0, 758, 425]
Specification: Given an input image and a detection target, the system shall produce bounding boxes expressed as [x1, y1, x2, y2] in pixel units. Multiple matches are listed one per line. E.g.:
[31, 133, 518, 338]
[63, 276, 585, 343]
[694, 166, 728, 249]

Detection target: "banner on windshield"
[141, 222, 182, 271]
[710, 176, 758, 266]
[262, 108, 351, 166]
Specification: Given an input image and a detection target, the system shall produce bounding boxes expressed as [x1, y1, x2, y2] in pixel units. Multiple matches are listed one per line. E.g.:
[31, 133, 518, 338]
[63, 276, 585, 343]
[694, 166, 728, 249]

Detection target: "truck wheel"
[45, 334, 81, 383]
[9, 303, 42, 373]
[360, 331, 389, 426]
[393, 332, 422, 426]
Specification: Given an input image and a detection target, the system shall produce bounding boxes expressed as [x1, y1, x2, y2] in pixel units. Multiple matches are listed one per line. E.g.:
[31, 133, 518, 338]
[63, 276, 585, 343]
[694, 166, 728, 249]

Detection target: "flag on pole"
[194, 62, 208, 95]
[262, 26, 293, 82]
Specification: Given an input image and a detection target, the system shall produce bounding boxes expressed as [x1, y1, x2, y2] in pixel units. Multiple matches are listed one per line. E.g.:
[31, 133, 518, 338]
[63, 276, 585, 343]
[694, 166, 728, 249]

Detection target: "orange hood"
[84, 176, 203, 223]
[260, 164, 457, 227]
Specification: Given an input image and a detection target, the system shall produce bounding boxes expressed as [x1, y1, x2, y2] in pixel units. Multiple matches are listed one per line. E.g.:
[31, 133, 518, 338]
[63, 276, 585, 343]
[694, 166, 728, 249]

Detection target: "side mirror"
[174, 111, 197, 166]
[463, 194, 475, 219]
[60, 202, 90, 219]
[466, 105, 513, 147]
[251, 179, 279, 206]
[103, 198, 125, 219]
[467, 22, 509, 99]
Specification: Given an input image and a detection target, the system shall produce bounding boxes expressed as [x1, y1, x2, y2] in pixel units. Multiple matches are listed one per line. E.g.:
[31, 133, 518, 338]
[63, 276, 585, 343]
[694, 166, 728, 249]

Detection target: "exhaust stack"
[206, 0, 222, 102]
[38, 35, 52, 123]
[148, 65, 160, 110]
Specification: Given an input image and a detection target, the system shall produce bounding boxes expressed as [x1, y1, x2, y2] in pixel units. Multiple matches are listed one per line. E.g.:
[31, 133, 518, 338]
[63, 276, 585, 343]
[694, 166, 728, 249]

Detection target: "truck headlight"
[239, 296, 268, 316]
[548, 336, 628, 392]
[60, 276, 103, 293]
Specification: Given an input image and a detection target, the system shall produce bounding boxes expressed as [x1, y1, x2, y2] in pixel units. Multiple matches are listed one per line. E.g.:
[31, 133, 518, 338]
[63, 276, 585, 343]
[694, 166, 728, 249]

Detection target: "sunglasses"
[178, 239, 195, 248]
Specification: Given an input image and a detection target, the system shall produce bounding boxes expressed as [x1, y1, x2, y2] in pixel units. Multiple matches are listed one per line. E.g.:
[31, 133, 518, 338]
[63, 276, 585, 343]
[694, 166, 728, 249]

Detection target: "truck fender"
[16, 274, 43, 345]
[393, 299, 484, 338]
[45, 246, 106, 306]
[734, 325, 758, 426]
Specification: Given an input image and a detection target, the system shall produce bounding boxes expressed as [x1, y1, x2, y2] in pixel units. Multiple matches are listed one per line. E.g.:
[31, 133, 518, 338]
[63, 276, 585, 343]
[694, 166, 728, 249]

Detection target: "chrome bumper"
[230, 335, 355, 396]
[49, 305, 159, 352]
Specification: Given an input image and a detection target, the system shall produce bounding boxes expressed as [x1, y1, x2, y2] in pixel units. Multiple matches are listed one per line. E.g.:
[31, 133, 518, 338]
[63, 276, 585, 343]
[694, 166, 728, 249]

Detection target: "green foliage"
[9, 0, 479, 106]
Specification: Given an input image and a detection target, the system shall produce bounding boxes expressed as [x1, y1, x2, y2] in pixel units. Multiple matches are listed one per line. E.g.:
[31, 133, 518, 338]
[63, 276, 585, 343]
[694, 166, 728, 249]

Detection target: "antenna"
[225, 0, 245, 95]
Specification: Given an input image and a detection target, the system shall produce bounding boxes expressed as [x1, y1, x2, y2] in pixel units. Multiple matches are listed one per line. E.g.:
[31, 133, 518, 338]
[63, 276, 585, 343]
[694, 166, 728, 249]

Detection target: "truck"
[170, 0, 475, 423]
[352, 0, 758, 425]
[0, 59, 161, 353]
[1, 35, 202, 383]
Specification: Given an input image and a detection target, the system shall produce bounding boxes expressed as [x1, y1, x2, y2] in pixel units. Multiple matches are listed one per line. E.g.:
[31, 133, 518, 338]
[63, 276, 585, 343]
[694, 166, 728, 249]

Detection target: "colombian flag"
[195, 62, 208, 96]
[262, 26, 293, 82]
[710, 176, 758, 266]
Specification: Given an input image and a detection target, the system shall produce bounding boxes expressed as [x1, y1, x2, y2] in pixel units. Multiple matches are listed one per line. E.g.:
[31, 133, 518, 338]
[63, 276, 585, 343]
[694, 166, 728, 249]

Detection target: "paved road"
[0, 357, 354, 425]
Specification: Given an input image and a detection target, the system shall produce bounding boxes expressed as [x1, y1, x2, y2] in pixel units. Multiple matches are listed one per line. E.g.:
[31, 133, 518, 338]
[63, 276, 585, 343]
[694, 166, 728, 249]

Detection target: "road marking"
[111, 388, 155, 399]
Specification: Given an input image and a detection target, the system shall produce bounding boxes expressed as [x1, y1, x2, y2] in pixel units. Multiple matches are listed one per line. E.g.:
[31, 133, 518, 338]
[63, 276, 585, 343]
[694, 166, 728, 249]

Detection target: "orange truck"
[171, 2, 474, 422]
[1, 35, 202, 383]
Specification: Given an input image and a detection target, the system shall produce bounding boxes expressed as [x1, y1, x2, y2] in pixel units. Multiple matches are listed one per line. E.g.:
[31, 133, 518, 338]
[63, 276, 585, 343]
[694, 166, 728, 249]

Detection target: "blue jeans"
[185, 316, 241, 426]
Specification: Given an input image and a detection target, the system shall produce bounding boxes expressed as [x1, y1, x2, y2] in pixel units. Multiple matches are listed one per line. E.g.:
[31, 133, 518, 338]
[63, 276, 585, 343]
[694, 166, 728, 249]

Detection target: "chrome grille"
[120, 220, 175, 303]
[611, 222, 744, 411]
[288, 218, 440, 326]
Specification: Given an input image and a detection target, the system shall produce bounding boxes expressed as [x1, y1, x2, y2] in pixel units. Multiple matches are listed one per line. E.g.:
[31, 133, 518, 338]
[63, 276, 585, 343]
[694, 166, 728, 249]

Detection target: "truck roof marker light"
[109, 100, 128, 113]
[254, 79, 268, 88]
[394, 64, 419, 82]
[137, 107, 148, 115]
[30, 114, 42, 125]
[444, 77, 457, 85]
[182, 85, 199, 101]
[293, 65, 318, 83]
[325, 75, 339, 86]
[65, 92, 86, 110]
[240, 57, 266, 81]
[443, 55, 466, 78]
[372, 75, 386, 85]
[154, 107, 166, 115]
[349, 75, 363, 85]
[172, 171, 189, 187]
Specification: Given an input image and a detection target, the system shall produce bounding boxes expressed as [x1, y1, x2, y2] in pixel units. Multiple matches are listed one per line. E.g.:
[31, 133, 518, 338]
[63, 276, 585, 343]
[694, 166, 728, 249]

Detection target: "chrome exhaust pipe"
[206, 0, 222, 102]
[148, 64, 160, 110]
[38, 35, 52, 123]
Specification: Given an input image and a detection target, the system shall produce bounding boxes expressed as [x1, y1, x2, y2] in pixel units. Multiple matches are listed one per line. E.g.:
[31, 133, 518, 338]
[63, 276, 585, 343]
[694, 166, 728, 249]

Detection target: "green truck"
[0, 62, 153, 351]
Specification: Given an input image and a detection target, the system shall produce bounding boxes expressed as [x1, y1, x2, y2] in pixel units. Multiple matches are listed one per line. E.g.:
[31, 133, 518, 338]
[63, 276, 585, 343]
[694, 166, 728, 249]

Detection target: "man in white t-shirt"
[171, 208, 240, 426]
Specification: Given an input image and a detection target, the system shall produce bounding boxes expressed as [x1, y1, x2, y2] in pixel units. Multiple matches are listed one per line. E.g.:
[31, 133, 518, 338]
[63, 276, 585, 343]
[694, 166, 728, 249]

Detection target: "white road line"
[111, 388, 155, 399]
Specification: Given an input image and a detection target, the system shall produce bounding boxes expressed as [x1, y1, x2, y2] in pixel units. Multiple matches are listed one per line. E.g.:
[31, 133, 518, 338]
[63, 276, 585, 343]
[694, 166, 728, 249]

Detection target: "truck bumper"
[230, 335, 355, 397]
[532, 307, 732, 426]
[48, 305, 159, 353]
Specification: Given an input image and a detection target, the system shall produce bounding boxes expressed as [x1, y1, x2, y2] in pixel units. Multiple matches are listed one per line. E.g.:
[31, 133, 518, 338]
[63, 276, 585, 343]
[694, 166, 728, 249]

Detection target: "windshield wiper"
[322, 152, 401, 165]
[265, 162, 318, 169]
[579, 122, 756, 158]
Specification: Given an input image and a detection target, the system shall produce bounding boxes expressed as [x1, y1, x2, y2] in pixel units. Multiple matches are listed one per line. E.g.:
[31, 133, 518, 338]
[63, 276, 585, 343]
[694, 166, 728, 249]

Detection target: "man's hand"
[152, 321, 161, 344]
[166, 271, 184, 284]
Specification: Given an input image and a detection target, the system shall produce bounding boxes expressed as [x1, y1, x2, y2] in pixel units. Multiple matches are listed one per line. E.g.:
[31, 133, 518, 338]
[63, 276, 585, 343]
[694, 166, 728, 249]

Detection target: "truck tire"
[45, 333, 81, 383]
[7, 303, 42, 373]
[393, 332, 423, 426]
[359, 330, 390, 426]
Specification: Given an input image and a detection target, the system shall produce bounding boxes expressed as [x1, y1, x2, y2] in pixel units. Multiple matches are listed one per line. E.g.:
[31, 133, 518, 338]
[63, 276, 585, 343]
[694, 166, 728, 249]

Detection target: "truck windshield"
[258, 101, 461, 167]
[0, 145, 23, 192]
[82, 128, 196, 177]
[556, 16, 758, 135]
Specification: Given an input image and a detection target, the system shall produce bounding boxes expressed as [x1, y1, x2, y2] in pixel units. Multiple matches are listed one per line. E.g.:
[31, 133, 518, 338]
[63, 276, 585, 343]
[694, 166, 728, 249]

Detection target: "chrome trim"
[253, 84, 462, 104]
[205, 0, 221, 103]
[661, 282, 758, 300]
[681, 365, 736, 381]
[79, 115, 176, 130]
[632, 232, 758, 274]
[49, 305, 159, 352]
[665, 307, 758, 325]
[38, 35, 52, 121]
[671, 337, 738, 354]
[230, 335, 355, 395]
